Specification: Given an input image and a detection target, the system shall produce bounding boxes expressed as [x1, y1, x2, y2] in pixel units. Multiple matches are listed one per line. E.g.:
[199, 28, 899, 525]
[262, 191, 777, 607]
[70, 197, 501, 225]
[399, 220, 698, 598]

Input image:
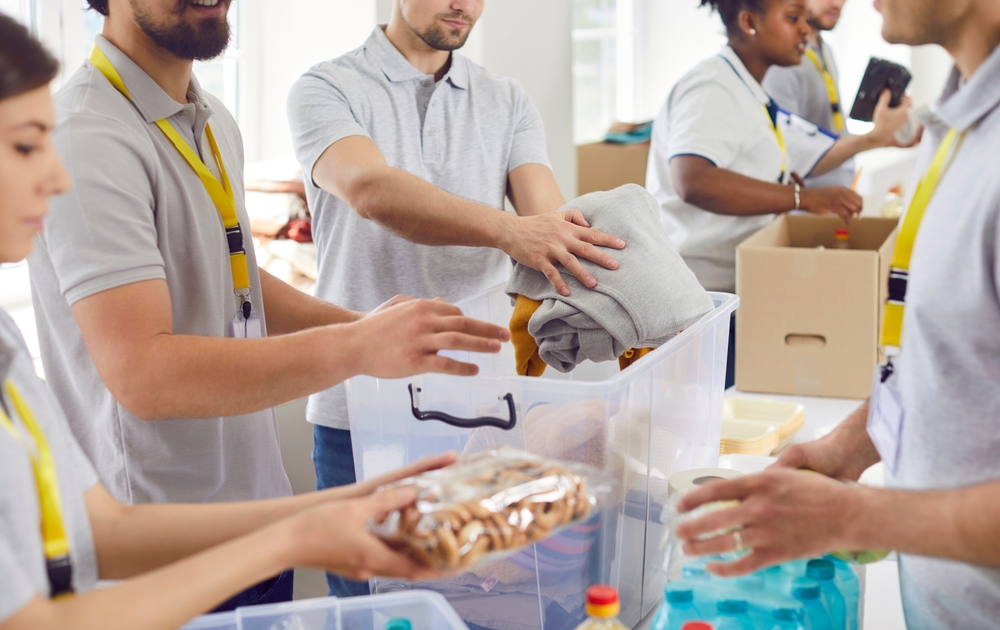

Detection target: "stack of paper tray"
[720, 398, 806, 455]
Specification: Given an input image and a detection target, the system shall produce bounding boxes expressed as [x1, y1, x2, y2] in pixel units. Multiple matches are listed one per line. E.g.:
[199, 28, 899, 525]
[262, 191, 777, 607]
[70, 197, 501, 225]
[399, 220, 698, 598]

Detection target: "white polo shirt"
[646, 46, 785, 292]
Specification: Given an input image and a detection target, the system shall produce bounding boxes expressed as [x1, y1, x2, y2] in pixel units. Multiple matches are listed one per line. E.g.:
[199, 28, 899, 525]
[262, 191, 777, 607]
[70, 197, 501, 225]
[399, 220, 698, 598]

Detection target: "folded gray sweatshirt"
[505, 184, 714, 373]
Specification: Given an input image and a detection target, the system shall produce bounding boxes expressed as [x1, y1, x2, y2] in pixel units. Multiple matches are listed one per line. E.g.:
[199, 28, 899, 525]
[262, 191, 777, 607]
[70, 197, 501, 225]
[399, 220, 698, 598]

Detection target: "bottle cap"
[681, 623, 715, 630]
[666, 586, 694, 604]
[386, 619, 412, 630]
[717, 599, 748, 614]
[774, 608, 800, 621]
[585, 585, 620, 619]
[792, 577, 821, 600]
[806, 559, 836, 581]
[835, 228, 850, 239]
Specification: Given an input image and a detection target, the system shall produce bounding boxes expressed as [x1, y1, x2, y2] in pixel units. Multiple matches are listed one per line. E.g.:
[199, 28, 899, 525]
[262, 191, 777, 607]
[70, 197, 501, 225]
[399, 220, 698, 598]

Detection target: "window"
[572, 0, 638, 144]
[0, 0, 34, 28]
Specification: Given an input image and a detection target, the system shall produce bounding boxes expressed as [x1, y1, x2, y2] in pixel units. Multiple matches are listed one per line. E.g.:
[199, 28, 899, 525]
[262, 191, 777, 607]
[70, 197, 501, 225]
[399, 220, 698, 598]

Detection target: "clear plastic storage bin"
[347, 285, 738, 630]
[181, 591, 467, 630]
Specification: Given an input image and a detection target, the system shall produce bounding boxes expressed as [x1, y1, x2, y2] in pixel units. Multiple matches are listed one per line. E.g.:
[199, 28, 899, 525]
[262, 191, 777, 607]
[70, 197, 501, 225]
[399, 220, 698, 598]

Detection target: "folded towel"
[506, 184, 714, 373]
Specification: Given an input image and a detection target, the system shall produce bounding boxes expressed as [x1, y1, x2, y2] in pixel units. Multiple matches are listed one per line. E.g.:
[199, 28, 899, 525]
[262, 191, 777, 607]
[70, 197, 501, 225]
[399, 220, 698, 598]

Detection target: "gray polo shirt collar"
[365, 26, 468, 90]
[935, 43, 1000, 133]
[93, 35, 215, 126]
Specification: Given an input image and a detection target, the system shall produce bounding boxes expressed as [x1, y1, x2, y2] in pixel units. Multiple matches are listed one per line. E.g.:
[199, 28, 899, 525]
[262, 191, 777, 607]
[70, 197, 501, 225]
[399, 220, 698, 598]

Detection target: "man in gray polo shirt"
[673, 0, 1000, 626]
[287, 0, 625, 597]
[763, 0, 915, 187]
[29, 0, 510, 610]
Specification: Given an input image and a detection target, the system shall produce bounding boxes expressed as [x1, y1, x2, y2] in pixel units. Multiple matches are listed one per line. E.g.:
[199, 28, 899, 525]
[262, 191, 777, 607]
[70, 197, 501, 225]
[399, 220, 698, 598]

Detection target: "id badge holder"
[867, 363, 904, 475]
[230, 304, 263, 339]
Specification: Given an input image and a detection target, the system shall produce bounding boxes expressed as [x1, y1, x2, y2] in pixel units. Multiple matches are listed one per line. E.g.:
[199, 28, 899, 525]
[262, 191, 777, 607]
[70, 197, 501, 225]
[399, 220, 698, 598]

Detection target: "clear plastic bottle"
[574, 585, 629, 630]
[769, 607, 806, 630]
[807, 559, 846, 630]
[712, 599, 755, 630]
[833, 228, 850, 250]
[792, 578, 834, 630]
[827, 555, 860, 630]
[880, 185, 905, 219]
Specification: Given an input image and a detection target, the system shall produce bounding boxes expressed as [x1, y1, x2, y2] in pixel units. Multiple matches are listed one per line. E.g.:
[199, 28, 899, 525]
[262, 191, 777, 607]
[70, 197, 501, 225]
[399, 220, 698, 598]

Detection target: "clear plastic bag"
[370, 447, 604, 571]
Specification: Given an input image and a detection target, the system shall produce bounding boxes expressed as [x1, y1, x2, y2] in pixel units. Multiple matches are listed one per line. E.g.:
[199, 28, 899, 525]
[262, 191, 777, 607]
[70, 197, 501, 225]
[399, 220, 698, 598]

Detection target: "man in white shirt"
[764, 0, 916, 187]
[287, 0, 625, 596]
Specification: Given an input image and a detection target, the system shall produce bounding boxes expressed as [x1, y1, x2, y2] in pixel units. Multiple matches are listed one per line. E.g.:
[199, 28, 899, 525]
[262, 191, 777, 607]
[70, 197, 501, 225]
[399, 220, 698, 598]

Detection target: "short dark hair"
[700, 0, 769, 37]
[0, 12, 60, 101]
[86, 0, 109, 16]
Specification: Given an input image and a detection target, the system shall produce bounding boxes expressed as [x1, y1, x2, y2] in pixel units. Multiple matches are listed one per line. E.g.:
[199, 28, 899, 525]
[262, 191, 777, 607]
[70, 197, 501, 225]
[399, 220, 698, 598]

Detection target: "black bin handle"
[408, 384, 517, 431]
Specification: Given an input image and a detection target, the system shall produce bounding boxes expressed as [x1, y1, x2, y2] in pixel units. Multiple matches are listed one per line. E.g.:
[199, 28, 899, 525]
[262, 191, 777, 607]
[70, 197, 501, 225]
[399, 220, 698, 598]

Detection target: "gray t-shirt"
[29, 36, 291, 504]
[288, 26, 552, 429]
[891, 43, 1000, 629]
[763, 36, 855, 188]
[0, 310, 99, 622]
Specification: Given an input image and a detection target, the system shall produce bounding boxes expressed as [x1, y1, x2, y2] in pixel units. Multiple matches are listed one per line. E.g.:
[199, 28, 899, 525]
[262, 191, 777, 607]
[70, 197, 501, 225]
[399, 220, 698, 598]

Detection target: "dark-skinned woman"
[646, 0, 872, 387]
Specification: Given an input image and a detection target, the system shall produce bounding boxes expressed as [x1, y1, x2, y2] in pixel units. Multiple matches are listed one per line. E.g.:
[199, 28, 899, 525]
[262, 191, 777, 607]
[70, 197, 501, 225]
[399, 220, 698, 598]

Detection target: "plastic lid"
[773, 608, 799, 621]
[585, 585, 621, 619]
[792, 577, 821, 600]
[587, 585, 618, 606]
[717, 599, 748, 614]
[835, 228, 850, 238]
[385, 620, 412, 630]
[666, 586, 694, 604]
[681, 623, 715, 630]
[806, 559, 835, 581]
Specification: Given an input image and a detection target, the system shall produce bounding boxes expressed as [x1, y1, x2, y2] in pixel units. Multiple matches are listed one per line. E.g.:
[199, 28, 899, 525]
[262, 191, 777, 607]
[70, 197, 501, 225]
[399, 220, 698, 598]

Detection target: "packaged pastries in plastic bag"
[370, 448, 603, 571]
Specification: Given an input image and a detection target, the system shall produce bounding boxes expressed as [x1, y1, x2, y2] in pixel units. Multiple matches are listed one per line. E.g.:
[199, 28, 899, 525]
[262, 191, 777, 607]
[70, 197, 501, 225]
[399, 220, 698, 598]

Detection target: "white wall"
[252, 0, 377, 162]
[477, 0, 576, 199]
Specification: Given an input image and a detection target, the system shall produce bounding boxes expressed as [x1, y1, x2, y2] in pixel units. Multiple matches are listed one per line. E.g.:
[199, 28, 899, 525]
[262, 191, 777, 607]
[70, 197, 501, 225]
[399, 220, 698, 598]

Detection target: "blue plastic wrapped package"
[650, 584, 704, 630]
[806, 560, 846, 630]
[791, 578, 833, 630]
[713, 599, 755, 630]
[768, 607, 806, 630]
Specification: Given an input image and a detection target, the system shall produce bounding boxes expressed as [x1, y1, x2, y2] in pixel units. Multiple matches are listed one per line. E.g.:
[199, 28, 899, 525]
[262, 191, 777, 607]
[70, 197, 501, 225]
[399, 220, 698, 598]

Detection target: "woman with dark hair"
[0, 14, 454, 629]
[645, 0, 895, 388]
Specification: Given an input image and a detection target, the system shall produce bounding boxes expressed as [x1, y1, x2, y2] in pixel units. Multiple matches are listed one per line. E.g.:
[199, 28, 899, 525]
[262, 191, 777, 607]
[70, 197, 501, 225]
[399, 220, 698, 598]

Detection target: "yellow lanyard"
[881, 128, 965, 352]
[762, 104, 788, 183]
[804, 47, 846, 133]
[88, 46, 251, 307]
[0, 381, 74, 598]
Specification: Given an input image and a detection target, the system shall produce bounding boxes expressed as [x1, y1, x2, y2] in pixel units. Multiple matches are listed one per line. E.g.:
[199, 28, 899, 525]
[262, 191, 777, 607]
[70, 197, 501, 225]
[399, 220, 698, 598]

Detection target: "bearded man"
[286, 0, 626, 597]
[28, 0, 516, 609]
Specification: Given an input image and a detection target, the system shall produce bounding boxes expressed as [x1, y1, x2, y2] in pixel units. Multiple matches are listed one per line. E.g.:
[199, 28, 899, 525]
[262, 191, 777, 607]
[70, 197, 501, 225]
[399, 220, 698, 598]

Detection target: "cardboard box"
[577, 142, 650, 196]
[736, 215, 898, 399]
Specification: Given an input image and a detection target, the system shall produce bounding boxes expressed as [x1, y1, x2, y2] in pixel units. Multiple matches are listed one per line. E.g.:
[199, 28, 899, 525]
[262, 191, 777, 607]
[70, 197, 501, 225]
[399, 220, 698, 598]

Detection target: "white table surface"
[633, 390, 907, 630]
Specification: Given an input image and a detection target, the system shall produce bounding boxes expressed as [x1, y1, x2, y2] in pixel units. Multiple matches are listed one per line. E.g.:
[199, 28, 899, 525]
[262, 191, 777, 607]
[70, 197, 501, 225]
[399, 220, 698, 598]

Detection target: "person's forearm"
[678, 166, 795, 216]
[851, 480, 1000, 566]
[827, 400, 882, 477]
[343, 162, 515, 249]
[119, 323, 361, 419]
[258, 269, 361, 336]
[811, 134, 881, 176]
[3, 523, 295, 630]
[87, 485, 326, 579]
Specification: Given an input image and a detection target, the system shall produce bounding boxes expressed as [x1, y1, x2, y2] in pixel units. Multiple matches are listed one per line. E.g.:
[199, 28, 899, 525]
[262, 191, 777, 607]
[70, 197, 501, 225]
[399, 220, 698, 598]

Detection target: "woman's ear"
[737, 9, 758, 37]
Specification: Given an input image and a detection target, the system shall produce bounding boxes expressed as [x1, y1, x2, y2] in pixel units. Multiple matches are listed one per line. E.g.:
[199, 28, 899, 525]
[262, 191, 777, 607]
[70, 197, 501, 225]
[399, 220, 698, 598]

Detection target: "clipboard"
[777, 108, 838, 178]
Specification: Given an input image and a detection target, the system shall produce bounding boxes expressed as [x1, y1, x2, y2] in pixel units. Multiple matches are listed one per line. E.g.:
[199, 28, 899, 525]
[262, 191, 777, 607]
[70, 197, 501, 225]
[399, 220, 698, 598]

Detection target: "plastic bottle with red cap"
[573, 586, 629, 629]
[681, 623, 715, 630]
[833, 228, 851, 250]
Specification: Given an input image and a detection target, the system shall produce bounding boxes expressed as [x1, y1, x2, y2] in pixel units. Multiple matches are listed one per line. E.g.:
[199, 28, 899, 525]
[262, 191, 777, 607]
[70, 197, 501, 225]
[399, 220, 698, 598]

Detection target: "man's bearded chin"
[132, 0, 232, 61]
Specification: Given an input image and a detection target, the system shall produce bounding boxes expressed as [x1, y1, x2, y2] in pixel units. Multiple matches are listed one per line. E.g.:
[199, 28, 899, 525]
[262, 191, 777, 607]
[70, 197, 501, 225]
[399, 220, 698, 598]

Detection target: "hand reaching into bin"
[353, 297, 511, 378]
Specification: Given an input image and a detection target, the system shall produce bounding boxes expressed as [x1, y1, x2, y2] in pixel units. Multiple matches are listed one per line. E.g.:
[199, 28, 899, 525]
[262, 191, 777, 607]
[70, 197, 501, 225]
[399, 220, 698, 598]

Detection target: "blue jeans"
[313, 425, 371, 598]
[210, 570, 293, 612]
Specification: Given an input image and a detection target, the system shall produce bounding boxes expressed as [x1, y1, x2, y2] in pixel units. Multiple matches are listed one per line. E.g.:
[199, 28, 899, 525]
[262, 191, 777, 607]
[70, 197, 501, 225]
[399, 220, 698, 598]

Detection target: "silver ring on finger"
[732, 530, 744, 553]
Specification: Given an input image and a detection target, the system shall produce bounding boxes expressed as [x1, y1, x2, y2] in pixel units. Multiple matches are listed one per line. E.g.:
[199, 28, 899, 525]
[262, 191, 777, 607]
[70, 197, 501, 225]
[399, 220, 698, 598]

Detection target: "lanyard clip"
[46, 554, 74, 599]
[236, 289, 252, 321]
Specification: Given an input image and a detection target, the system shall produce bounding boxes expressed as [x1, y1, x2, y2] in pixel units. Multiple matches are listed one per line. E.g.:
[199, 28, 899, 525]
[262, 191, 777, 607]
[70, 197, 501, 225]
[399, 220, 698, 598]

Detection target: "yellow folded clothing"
[511, 295, 547, 377]
[511, 294, 653, 376]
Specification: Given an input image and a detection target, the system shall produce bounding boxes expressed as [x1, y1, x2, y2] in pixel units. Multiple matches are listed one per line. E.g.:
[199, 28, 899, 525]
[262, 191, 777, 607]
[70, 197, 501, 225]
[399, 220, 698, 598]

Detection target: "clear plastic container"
[178, 612, 237, 630]
[347, 285, 738, 629]
[235, 591, 466, 630]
